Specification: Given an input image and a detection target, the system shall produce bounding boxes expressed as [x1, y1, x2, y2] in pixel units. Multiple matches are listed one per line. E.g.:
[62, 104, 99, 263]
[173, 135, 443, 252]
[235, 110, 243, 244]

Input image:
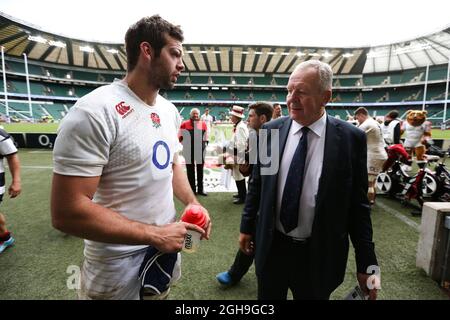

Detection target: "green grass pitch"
[0, 149, 448, 299]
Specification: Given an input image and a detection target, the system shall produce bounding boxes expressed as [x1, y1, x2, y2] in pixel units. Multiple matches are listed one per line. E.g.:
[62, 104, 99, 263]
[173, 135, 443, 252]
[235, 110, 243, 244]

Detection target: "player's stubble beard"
[149, 58, 175, 91]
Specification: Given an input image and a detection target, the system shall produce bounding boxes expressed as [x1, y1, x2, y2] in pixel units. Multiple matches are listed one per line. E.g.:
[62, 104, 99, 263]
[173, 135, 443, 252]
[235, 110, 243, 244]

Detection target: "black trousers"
[257, 231, 330, 300]
[184, 143, 206, 194]
[228, 249, 254, 282]
[235, 179, 247, 200]
[186, 163, 204, 193]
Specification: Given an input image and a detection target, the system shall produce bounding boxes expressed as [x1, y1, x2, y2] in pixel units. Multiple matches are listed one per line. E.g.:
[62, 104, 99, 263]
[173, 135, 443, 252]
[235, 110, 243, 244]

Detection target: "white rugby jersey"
[200, 113, 213, 137]
[403, 122, 427, 148]
[381, 119, 400, 145]
[53, 79, 181, 259]
[358, 118, 387, 161]
[0, 128, 18, 194]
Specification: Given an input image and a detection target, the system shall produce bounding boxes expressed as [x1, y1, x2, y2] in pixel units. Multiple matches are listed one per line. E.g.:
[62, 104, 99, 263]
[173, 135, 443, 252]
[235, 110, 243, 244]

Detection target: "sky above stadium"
[1, 0, 449, 47]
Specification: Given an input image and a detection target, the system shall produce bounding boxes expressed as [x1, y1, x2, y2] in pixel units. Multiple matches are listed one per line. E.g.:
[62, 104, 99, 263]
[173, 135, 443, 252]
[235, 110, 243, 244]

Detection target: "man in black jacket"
[216, 102, 273, 286]
[239, 60, 379, 300]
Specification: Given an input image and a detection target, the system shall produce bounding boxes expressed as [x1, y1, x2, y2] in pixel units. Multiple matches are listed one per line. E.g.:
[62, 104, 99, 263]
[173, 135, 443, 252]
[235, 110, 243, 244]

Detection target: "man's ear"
[260, 114, 267, 124]
[140, 42, 153, 60]
[322, 89, 332, 105]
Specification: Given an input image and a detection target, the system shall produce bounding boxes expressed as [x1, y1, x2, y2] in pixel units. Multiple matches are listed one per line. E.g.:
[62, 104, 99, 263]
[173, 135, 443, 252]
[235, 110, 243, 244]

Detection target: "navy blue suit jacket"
[240, 115, 378, 296]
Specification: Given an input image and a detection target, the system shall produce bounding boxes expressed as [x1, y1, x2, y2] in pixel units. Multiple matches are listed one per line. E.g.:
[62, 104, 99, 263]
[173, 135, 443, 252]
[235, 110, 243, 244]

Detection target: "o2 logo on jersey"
[152, 140, 170, 169]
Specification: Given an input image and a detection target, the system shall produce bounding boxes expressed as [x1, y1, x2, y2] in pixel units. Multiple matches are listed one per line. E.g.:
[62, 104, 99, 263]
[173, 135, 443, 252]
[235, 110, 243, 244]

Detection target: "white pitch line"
[375, 201, 420, 231]
[28, 151, 53, 154]
[21, 165, 53, 169]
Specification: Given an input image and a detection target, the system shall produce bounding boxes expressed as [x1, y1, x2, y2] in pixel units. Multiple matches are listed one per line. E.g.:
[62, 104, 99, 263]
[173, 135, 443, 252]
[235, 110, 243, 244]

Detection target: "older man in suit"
[239, 60, 379, 300]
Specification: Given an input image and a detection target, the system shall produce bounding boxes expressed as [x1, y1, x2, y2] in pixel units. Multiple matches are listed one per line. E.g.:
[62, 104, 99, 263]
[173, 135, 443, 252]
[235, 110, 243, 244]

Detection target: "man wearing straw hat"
[227, 105, 249, 204]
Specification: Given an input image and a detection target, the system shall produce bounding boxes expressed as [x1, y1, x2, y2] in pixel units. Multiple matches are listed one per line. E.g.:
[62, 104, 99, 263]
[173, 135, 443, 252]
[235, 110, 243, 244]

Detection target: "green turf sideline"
[375, 200, 420, 231]
[0, 150, 447, 299]
[2, 123, 60, 133]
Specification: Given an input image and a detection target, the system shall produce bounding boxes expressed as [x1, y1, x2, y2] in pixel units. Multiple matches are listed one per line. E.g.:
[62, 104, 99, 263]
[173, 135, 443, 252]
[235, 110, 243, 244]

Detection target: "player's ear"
[140, 42, 154, 60]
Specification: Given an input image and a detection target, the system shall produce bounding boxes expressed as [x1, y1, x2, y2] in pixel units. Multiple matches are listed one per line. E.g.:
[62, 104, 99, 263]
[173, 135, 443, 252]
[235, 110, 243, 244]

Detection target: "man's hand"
[357, 272, 380, 300]
[153, 222, 204, 253]
[239, 233, 254, 255]
[181, 204, 212, 240]
[9, 181, 21, 198]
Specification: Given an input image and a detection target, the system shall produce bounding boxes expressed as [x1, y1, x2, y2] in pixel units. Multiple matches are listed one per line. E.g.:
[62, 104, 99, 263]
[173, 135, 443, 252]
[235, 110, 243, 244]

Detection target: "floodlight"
[28, 35, 47, 44]
[79, 45, 94, 53]
[394, 43, 431, 55]
[49, 40, 66, 48]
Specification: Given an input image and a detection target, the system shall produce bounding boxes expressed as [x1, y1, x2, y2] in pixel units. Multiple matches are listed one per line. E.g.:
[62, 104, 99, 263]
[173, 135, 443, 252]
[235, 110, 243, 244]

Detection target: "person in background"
[346, 114, 358, 126]
[200, 108, 214, 144]
[0, 128, 21, 254]
[381, 110, 401, 146]
[216, 102, 273, 286]
[227, 105, 249, 204]
[354, 107, 388, 205]
[272, 103, 282, 119]
[179, 108, 208, 196]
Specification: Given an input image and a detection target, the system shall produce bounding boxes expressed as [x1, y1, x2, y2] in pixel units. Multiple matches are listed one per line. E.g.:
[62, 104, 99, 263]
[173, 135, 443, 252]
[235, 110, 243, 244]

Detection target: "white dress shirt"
[276, 112, 327, 239]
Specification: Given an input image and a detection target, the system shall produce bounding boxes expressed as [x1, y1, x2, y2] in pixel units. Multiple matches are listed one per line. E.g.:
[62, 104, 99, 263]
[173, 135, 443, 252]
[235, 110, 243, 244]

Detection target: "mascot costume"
[402, 110, 431, 168]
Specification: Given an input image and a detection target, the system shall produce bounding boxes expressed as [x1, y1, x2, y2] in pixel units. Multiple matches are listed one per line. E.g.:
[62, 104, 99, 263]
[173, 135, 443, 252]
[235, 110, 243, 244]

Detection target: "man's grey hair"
[190, 108, 200, 115]
[294, 60, 333, 92]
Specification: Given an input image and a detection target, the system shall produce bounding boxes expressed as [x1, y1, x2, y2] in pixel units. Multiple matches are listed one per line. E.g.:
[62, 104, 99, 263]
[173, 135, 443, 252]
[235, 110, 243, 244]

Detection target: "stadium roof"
[0, 11, 449, 75]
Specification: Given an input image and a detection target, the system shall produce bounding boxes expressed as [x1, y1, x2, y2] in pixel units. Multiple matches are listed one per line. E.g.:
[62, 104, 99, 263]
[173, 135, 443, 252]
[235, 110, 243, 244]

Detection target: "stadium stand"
[0, 12, 449, 126]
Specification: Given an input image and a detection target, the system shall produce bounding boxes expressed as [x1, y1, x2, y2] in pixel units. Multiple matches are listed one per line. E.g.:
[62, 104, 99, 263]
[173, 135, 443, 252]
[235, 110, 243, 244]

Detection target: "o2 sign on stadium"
[152, 140, 170, 169]
[26, 133, 57, 149]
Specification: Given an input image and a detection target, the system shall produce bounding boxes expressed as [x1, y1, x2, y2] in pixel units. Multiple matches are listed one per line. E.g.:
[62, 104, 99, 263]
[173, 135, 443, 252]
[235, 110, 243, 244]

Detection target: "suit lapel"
[269, 117, 292, 197]
[278, 117, 292, 163]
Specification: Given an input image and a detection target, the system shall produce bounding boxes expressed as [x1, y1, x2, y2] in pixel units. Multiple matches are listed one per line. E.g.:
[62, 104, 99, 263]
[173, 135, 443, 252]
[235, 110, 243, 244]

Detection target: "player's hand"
[153, 222, 203, 253]
[182, 204, 211, 240]
[9, 181, 21, 198]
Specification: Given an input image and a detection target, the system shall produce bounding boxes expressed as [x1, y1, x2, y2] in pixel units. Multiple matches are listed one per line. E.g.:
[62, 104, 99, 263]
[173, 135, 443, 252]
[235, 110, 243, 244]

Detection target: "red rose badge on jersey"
[151, 112, 161, 128]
